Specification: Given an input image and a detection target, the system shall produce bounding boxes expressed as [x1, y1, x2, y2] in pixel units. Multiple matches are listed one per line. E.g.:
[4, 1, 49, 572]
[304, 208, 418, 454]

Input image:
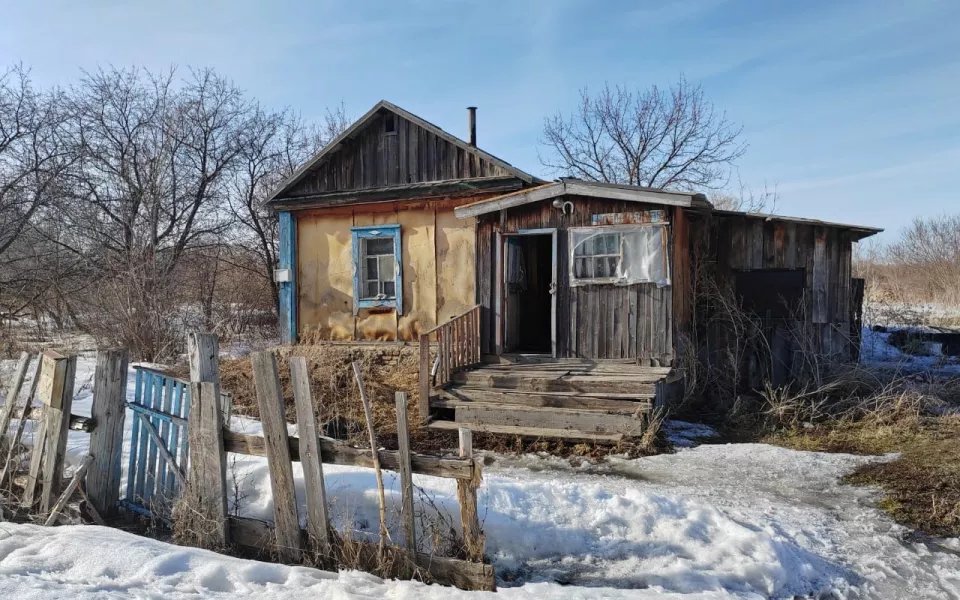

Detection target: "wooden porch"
[418, 306, 669, 443]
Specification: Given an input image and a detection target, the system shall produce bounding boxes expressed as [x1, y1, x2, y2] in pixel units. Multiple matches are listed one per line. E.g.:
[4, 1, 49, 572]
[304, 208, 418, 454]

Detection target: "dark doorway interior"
[504, 234, 553, 353]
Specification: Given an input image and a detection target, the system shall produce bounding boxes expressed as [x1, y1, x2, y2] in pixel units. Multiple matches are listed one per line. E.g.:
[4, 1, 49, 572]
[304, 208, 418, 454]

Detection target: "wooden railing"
[418, 305, 482, 421]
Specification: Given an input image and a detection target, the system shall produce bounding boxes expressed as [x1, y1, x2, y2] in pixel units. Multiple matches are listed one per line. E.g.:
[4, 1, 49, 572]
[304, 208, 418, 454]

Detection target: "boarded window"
[569, 225, 670, 287]
[734, 268, 805, 319]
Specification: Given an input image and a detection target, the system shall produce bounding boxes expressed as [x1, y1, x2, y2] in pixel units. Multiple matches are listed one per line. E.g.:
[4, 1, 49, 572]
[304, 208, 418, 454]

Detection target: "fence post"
[86, 348, 129, 518]
[39, 353, 77, 513]
[188, 332, 229, 423]
[251, 351, 302, 563]
[456, 427, 484, 562]
[395, 392, 417, 554]
[290, 356, 330, 555]
[187, 381, 229, 546]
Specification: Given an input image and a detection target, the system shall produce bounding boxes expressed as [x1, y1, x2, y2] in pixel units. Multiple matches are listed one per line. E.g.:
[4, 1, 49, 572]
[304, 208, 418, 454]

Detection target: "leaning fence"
[0, 335, 494, 591]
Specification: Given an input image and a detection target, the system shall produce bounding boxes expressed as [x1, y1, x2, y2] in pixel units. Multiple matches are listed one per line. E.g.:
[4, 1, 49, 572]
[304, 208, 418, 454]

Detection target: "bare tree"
[0, 65, 73, 258]
[540, 76, 746, 190]
[227, 105, 346, 314]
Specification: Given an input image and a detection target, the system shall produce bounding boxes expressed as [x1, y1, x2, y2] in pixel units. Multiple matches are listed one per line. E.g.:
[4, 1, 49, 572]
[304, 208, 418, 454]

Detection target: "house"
[266, 101, 881, 442]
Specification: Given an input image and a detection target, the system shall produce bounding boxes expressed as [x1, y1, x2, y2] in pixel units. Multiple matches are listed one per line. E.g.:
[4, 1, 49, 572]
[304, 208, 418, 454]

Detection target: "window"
[351, 225, 402, 314]
[384, 113, 396, 134]
[569, 225, 670, 287]
[734, 269, 805, 319]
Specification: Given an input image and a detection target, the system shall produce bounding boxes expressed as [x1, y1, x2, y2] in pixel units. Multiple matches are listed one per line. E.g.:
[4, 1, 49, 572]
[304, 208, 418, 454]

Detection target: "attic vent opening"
[384, 113, 396, 134]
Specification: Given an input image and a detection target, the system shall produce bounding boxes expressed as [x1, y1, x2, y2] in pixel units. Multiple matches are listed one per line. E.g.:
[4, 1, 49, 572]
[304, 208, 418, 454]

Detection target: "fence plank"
[157, 375, 175, 500]
[125, 369, 144, 504]
[187, 381, 229, 547]
[251, 351, 301, 563]
[395, 392, 416, 553]
[24, 351, 70, 508]
[143, 368, 164, 504]
[44, 453, 95, 526]
[166, 382, 185, 494]
[86, 348, 129, 517]
[457, 428, 484, 562]
[290, 356, 330, 554]
[0, 355, 42, 488]
[133, 371, 152, 503]
[0, 352, 31, 439]
[188, 332, 228, 424]
[39, 354, 77, 513]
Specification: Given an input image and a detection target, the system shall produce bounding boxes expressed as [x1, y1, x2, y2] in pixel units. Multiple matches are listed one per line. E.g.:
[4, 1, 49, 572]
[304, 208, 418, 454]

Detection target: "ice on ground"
[860, 326, 960, 373]
[2, 353, 960, 599]
[664, 419, 719, 447]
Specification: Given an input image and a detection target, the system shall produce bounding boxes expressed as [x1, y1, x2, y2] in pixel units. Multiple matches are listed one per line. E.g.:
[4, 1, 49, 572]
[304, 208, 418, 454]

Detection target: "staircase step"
[451, 371, 659, 393]
[433, 387, 652, 412]
[427, 419, 624, 444]
[439, 401, 644, 435]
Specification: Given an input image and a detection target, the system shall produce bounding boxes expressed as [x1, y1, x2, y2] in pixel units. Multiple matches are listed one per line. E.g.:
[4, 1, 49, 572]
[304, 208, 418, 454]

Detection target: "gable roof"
[267, 100, 541, 203]
[454, 178, 707, 218]
[713, 209, 883, 240]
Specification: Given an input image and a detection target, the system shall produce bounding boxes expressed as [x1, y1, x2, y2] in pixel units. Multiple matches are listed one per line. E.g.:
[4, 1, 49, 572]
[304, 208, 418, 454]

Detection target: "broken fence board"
[45, 453, 95, 526]
[0, 352, 31, 439]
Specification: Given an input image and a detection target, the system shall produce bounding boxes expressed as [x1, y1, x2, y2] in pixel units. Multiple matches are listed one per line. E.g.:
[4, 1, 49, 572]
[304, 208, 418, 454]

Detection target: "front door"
[499, 229, 557, 356]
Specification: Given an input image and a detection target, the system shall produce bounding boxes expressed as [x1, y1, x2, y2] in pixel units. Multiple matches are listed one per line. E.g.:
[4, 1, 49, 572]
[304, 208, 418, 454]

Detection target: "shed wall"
[476, 196, 679, 364]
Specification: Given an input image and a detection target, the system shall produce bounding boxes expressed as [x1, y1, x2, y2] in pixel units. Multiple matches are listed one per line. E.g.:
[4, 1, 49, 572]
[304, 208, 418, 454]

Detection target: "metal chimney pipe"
[467, 106, 477, 146]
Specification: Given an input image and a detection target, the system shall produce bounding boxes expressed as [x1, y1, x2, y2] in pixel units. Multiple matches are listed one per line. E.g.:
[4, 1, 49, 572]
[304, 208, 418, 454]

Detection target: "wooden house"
[266, 101, 881, 442]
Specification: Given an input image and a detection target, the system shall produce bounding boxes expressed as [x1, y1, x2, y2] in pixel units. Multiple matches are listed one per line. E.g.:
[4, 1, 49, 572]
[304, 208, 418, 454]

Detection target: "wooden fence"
[0, 336, 494, 591]
[418, 304, 483, 421]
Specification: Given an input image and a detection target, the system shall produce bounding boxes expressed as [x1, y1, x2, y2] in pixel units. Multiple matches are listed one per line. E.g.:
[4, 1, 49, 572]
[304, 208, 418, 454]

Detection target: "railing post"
[86, 348, 129, 518]
[419, 334, 431, 423]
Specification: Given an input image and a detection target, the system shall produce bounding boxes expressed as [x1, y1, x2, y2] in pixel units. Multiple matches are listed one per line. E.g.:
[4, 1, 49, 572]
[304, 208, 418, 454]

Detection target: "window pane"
[608, 256, 619, 276]
[365, 237, 393, 255]
[378, 255, 395, 281]
[365, 281, 379, 298]
[365, 257, 378, 279]
[606, 234, 620, 254]
[594, 257, 607, 277]
[382, 280, 396, 298]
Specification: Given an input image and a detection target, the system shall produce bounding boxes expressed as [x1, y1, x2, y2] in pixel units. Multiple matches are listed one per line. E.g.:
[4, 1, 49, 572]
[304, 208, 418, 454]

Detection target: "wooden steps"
[428, 357, 668, 443]
[427, 419, 624, 444]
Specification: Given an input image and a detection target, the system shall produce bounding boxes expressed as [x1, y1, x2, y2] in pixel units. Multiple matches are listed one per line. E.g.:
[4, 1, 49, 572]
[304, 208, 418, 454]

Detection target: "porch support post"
[278, 211, 297, 344]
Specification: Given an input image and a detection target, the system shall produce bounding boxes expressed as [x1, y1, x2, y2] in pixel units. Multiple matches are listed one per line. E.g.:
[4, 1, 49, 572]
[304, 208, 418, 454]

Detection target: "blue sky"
[2, 0, 957, 239]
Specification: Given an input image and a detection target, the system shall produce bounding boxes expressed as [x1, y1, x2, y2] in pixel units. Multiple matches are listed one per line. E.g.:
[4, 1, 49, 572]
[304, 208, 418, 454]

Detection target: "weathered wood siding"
[295, 199, 476, 342]
[714, 214, 856, 359]
[286, 110, 515, 197]
[476, 196, 680, 364]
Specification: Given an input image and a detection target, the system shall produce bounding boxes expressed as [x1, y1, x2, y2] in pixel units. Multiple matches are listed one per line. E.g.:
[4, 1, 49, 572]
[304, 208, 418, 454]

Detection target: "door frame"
[495, 228, 558, 357]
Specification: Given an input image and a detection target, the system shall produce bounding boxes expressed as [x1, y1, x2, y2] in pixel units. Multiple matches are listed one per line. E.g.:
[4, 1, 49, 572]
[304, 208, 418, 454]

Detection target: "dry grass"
[745, 369, 960, 537]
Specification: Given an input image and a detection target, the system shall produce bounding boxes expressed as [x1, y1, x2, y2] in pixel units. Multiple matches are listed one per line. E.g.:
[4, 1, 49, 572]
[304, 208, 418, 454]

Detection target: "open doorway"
[503, 232, 555, 354]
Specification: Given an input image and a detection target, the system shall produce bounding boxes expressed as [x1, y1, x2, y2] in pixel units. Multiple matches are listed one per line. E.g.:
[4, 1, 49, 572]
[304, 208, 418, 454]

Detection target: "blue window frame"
[351, 224, 403, 315]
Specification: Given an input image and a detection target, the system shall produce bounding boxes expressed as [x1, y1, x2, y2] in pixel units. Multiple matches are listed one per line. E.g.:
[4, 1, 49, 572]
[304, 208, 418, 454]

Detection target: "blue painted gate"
[122, 366, 190, 518]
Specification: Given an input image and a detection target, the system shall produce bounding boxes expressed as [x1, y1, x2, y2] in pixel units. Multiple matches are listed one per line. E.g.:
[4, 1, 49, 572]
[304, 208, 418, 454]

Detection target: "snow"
[2, 353, 960, 599]
[860, 326, 960, 372]
[664, 419, 720, 447]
